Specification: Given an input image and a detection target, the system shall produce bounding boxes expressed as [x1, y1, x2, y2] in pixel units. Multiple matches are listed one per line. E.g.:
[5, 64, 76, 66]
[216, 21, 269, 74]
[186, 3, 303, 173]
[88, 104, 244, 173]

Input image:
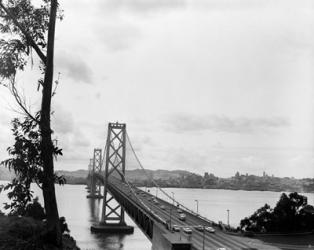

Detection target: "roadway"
[108, 179, 280, 250]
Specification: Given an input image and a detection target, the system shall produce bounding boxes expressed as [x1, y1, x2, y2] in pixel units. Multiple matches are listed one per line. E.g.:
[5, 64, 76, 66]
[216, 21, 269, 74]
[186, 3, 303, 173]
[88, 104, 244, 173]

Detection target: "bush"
[0, 216, 46, 250]
[25, 197, 46, 221]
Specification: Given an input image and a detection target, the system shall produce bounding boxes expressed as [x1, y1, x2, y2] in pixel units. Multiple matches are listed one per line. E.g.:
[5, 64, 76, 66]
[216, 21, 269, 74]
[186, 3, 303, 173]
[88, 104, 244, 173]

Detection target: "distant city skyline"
[0, 0, 313, 178]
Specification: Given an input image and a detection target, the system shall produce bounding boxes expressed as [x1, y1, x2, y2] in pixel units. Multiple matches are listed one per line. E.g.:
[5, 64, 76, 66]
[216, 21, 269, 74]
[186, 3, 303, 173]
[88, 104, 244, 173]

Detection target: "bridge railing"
[149, 187, 217, 226]
[108, 178, 168, 226]
[176, 202, 217, 226]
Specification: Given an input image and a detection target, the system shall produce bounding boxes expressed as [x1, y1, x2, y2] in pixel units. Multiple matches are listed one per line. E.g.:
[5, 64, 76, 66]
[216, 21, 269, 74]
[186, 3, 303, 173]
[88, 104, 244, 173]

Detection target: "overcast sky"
[1, 0, 314, 178]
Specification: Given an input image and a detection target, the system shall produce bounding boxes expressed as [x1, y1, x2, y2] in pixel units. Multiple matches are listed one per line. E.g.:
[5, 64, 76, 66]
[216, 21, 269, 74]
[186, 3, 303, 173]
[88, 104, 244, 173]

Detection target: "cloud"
[289, 154, 314, 166]
[240, 155, 262, 166]
[51, 104, 90, 151]
[99, 0, 186, 14]
[97, 23, 141, 51]
[72, 130, 90, 148]
[52, 106, 74, 135]
[165, 114, 289, 134]
[95, 92, 101, 99]
[0, 112, 13, 127]
[55, 51, 93, 84]
[50, 105, 89, 169]
[211, 142, 224, 149]
[164, 147, 209, 172]
[127, 135, 154, 153]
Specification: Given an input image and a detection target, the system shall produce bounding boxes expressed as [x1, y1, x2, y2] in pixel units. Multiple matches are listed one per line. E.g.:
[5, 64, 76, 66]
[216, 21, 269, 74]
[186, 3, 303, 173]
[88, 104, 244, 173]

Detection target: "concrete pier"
[91, 222, 134, 234]
[86, 194, 103, 198]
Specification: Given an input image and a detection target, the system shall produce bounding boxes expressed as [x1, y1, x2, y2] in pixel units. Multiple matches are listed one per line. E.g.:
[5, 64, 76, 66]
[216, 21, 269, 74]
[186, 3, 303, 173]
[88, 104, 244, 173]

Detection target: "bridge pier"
[86, 194, 103, 198]
[91, 222, 134, 234]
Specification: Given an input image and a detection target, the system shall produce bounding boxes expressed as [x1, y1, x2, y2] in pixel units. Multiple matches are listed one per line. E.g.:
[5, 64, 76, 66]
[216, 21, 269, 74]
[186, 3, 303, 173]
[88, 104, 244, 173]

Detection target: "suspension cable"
[126, 132, 176, 201]
[125, 131, 215, 225]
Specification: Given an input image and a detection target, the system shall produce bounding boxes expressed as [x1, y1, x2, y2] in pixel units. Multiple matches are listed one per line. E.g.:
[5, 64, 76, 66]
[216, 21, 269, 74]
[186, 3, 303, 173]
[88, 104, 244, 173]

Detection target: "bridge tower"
[87, 149, 103, 198]
[91, 122, 134, 233]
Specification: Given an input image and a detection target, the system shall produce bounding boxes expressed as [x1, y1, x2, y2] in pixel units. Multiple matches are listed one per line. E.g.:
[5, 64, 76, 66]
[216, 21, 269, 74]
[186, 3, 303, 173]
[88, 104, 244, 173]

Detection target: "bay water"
[0, 181, 313, 250]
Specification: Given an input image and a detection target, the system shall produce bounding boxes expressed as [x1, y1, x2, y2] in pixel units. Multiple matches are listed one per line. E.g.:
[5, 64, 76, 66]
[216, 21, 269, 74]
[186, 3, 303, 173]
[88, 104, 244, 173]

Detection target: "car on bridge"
[178, 213, 186, 221]
[205, 226, 215, 233]
[153, 199, 159, 204]
[177, 208, 183, 213]
[160, 205, 165, 210]
[172, 225, 180, 232]
[183, 227, 192, 234]
[195, 225, 204, 231]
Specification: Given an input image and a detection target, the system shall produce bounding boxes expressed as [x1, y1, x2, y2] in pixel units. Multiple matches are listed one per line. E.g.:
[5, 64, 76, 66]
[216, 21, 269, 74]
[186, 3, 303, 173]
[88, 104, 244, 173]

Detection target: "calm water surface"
[0, 182, 313, 250]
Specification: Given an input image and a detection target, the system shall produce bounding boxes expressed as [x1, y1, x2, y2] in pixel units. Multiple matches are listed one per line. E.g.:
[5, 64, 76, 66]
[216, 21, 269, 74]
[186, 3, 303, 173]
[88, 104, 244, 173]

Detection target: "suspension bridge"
[85, 122, 279, 250]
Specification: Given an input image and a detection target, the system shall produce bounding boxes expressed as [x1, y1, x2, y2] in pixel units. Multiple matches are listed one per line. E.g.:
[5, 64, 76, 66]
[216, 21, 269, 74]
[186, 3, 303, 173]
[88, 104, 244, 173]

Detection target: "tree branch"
[34, 179, 43, 189]
[0, 2, 47, 64]
[9, 79, 39, 124]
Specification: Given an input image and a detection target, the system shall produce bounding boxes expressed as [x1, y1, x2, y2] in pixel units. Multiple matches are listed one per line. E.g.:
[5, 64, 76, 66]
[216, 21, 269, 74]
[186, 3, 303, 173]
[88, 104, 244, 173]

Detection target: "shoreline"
[2, 179, 313, 193]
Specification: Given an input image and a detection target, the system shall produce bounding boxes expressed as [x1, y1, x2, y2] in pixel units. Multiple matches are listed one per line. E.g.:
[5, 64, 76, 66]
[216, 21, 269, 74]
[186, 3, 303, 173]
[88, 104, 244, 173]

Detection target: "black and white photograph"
[0, 0, 313, 249]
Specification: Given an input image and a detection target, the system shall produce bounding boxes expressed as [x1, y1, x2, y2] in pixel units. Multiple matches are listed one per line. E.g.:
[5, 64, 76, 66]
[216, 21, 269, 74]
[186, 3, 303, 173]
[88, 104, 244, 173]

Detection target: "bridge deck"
[108, 178, 280, 250]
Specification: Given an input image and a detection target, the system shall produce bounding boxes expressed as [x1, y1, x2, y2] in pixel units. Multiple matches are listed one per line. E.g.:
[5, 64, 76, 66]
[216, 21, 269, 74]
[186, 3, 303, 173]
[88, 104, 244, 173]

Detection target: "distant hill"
[55, 169, 89, 185]
[1, 167, 193, 183]
[54, 168, 194, 185]
[4, 167, 313, 193]
[123, 169, 192, 181]
[55, 169, 89, 178]
[53, 168, 194, 185]
[54, 169, 192, 179]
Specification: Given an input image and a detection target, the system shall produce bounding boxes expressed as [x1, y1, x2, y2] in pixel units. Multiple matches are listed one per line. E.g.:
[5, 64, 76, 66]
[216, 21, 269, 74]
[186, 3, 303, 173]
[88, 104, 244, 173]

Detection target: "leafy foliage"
[240, 192, 314, 233]
[25, 197, 46, 220]
[0, 114, 65, 216]
[0, 39, 28, 79]
[0, 215, 47, 250]
[0, 0, 63, 84]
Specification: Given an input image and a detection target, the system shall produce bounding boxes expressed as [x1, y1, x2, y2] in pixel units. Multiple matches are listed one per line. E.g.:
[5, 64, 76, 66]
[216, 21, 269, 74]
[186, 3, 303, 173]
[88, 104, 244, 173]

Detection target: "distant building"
[204, 172, 209, 179]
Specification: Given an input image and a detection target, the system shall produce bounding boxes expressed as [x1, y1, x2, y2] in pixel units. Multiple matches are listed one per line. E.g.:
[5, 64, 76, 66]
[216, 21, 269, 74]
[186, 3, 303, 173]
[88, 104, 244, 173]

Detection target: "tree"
[240, 204, 273, 232]
[203, 173, 218, 186]
[272, 192, 308, 231]
[1, 115, 64, 216]
[240, 192, 313, 233]
[0, 0, 63, 246]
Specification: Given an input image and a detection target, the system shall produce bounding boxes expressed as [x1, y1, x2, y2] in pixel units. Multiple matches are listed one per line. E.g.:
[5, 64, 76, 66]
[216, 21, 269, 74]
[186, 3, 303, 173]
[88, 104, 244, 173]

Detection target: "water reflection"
[93, 234, 126, 250]
[88, 198, 101, 221]
[86, 197, 132, 250]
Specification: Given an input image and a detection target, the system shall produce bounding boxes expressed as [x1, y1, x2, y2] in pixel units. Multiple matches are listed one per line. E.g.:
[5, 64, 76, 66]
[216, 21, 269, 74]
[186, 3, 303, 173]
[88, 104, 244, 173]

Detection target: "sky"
[0, 0, 314, 178]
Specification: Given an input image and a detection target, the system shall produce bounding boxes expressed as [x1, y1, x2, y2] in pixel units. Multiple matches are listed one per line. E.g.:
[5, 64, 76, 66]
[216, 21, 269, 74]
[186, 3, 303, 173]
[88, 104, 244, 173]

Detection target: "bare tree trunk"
[40, 0, 62, 246]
